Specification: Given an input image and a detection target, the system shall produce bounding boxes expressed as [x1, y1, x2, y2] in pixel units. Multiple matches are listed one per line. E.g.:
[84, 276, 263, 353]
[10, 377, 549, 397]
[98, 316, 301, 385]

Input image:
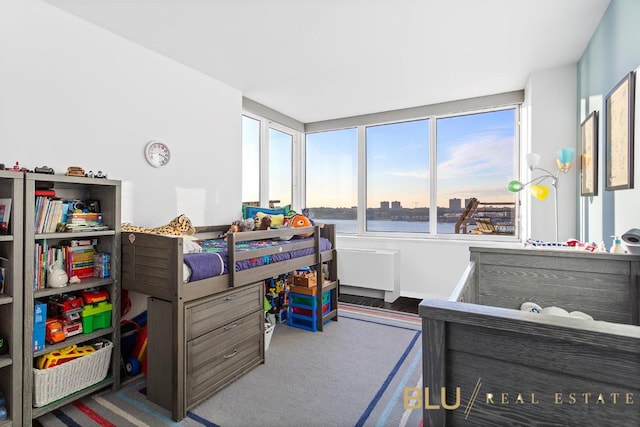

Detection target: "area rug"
[35, 303, 423, 427]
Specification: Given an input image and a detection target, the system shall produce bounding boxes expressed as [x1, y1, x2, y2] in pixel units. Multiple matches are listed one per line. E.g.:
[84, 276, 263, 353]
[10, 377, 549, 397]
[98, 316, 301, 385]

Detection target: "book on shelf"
[0, 256, 7, 294]
[0, 198, 12, 229]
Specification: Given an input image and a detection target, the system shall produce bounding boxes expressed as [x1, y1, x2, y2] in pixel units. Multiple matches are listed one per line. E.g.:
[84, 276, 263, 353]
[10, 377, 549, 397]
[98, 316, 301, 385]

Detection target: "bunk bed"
[419, 246, 640, 426]
[121, 224, 338, 421]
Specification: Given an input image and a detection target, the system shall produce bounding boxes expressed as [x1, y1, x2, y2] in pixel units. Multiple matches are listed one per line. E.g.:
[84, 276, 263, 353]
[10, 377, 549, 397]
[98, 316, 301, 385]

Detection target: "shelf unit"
[22, 173, 121, 424]
[0, 171, 23, 427]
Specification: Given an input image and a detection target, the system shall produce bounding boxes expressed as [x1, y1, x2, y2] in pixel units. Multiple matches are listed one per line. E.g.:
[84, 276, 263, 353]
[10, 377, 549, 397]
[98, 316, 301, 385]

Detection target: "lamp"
[508, 148, 575, 242]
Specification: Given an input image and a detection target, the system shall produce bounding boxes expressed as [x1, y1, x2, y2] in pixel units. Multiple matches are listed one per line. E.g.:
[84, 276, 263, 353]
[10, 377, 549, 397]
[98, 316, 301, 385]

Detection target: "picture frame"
[605, 71, 635, 191]
[580, 110, 598, 196]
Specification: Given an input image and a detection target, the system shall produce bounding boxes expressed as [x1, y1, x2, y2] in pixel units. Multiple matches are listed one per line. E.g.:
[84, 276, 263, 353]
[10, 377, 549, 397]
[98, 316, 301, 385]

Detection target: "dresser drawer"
[185, 282, 262, 340]
[186, 311, 263, 407]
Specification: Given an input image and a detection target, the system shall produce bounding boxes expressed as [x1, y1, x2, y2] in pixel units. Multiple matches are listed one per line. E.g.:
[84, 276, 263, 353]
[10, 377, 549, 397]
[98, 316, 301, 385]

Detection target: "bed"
[121, 223, 339, 421]
[419, 246, 640, 426]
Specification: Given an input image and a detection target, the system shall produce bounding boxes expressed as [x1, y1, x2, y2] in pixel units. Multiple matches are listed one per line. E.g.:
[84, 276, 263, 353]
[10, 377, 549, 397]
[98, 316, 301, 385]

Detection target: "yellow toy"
[36, 344, 96, 369]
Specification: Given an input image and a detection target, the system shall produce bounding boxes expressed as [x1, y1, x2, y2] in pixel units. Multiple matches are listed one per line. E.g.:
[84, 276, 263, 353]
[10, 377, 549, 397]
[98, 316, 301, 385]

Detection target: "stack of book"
[33, 239, 98, 290]
[33, 196, 108, 233]
[65, 212, 108, 232]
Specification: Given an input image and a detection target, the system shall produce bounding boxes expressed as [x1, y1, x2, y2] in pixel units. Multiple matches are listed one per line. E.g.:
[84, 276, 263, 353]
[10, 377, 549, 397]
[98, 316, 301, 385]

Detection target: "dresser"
[147, 281, 264, 420]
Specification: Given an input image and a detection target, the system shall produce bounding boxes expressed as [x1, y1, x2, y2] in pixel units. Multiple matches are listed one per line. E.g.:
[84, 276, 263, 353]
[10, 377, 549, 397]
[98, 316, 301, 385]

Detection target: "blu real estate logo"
[404, 378, 637, 419]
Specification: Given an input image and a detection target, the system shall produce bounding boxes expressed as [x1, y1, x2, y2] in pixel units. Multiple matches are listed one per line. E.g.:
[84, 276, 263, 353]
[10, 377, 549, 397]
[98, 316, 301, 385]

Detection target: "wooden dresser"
[147, 281, 264, 419]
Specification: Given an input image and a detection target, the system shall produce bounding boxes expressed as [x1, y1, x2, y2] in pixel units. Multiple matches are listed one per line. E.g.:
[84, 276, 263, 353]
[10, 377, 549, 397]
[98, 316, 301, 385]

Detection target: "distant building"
[449, 198, 462, 210]
[465, 198, 474, 208]
[380, 201, 390, 210]
[391, 201, 402, 209]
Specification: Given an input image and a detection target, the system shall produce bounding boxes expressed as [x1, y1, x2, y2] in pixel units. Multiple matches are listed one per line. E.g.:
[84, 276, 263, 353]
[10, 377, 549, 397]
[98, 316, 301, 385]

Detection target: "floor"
[338, 293, 421, 314]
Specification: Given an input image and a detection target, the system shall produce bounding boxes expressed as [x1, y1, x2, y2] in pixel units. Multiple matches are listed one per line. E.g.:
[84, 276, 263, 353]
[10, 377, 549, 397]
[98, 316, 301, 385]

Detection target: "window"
[305, 128, 358, 233]
[241, 113, 300, 209]
[303, 105, 519, 238]
[366, 120, 430, 233]
[242, 115, 260, 204]
[436, 109, 516, 235]
[268, 128, 293, 207]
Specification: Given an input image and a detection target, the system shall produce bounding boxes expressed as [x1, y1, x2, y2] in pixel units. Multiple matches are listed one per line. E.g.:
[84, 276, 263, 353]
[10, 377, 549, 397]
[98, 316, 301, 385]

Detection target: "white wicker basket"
[33, 339, 113, 407]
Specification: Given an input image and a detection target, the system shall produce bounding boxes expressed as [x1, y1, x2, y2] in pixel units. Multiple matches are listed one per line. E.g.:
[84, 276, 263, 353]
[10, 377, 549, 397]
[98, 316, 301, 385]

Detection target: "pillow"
[242, 204, 291, 220]
[256, 211, 285, 228]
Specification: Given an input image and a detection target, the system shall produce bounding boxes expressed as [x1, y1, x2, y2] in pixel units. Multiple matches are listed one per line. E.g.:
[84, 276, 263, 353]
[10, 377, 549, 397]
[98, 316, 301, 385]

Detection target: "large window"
[305, 128, 358, 233]
[304, 105, 518, 238]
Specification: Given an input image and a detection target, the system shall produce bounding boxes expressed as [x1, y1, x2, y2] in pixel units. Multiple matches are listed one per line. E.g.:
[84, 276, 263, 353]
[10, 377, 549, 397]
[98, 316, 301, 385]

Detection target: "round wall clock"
[144, 140, 171, 168]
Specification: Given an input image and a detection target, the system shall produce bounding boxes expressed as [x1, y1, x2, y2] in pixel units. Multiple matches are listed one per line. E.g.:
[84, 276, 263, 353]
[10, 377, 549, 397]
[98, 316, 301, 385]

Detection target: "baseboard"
[340, 285, 385, 300]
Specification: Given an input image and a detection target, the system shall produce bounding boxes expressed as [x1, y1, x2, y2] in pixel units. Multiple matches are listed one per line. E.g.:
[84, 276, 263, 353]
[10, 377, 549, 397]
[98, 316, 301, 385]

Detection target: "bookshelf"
[0, 171, 23, 427]
[22, 173, 121, 424]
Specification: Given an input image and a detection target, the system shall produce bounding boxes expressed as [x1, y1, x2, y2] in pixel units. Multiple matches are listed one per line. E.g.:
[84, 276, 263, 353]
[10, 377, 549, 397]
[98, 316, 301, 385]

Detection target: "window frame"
[303, 104, 521, 241]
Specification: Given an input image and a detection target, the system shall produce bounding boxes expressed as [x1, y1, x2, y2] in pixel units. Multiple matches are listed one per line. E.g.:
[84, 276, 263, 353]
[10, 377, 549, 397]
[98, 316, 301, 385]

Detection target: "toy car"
[66, 166, 86, 177]
[45, 319, 66, 344]
[34, 165, 55, 174]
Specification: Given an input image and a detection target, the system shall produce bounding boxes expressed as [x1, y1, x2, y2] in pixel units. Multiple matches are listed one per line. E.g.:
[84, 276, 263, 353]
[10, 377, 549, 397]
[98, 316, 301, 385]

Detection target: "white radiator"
[337, 248, 400, 302]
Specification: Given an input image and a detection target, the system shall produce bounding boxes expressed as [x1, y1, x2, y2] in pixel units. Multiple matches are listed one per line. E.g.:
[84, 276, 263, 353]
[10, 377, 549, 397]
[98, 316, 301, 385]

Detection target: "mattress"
[183, 236, 332, 282]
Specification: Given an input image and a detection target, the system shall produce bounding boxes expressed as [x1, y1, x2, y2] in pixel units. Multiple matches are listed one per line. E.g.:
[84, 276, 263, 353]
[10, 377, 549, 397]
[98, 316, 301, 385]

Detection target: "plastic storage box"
[81, 301, 113, 333]
[288, 290, 331, 332]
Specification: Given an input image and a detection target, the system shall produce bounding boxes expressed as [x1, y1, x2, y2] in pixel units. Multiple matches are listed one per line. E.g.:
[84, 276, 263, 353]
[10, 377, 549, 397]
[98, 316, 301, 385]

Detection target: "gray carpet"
[35, 304, 423, 427]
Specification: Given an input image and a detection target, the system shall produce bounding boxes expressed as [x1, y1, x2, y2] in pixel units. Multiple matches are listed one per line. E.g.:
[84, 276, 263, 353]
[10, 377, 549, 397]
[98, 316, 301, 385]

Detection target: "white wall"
[0, 0, 243, 228]
[524, 65, 578, 242]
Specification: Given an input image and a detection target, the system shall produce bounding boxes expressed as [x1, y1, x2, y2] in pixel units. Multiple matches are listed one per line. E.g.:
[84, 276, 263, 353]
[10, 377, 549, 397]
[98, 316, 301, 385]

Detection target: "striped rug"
[36, 303, 424, 427]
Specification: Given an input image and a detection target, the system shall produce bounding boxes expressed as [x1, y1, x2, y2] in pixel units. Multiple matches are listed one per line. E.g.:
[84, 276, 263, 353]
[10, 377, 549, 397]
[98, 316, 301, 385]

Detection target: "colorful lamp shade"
[529, 184, 550, 200]
[508, 180, 524, 192]
[556, 148, 575, 173]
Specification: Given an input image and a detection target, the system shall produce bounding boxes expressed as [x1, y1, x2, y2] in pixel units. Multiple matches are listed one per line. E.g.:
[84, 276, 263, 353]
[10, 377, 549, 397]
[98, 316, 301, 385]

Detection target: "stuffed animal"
[121, 214, 195, 236]
[256, 211, 284, 229]
[256, 215, 272, 230]
[284, 213, 313, 236]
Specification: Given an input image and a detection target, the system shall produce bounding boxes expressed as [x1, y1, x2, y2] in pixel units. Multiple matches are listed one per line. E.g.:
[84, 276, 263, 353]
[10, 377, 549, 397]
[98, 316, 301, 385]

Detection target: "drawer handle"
[223, 322, 239, 331]
[223, 349, 238, 359]
[223, 294, 239, 301]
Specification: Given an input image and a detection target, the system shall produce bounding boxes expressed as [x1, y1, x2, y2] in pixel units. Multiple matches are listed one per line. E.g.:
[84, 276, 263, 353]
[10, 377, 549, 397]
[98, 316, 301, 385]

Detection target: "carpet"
[35, 303, 423, 427]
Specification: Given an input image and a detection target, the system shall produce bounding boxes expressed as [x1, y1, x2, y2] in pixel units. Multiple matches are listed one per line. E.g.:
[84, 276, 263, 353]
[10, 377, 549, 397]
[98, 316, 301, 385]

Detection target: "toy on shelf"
[45, 319, 66, 344]
[0, 388, 6, 421]
[34, 166, 55, 174]
[36, 344, 96, 369]
[65, 166, 86, 177]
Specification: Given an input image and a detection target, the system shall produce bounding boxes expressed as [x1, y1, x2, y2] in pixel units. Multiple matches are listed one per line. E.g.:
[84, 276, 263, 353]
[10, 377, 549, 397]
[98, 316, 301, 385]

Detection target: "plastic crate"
[289, 291, 330, 308]
[291, 302, 330, 318]
[81, 301, 112, 334]
[33, 339, 112, 407]
[288, 313, 332, 332]
[288, 290, 332, 332]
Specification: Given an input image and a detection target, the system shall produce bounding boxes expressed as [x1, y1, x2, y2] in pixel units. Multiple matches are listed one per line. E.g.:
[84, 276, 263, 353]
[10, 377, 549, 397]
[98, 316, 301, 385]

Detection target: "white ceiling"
[45, 0, 610, 123]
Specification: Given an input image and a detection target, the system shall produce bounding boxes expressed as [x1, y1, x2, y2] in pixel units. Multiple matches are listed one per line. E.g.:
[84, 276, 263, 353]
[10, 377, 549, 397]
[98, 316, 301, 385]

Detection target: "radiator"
[337, 248, 400, 302]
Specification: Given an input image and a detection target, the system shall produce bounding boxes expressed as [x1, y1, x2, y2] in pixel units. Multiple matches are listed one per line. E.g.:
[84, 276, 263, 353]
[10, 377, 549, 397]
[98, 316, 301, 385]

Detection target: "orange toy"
[285, 213, 313, 236]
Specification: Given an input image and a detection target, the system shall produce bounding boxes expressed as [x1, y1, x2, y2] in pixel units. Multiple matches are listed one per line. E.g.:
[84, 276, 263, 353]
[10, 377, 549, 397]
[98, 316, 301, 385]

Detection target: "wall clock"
[144, 140, 171, 168]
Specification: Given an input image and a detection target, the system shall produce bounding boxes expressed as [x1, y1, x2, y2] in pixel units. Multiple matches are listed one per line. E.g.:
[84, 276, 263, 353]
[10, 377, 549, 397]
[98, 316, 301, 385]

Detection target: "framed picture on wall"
[605, 71, 635, 191]
[580, 110, 598, 196]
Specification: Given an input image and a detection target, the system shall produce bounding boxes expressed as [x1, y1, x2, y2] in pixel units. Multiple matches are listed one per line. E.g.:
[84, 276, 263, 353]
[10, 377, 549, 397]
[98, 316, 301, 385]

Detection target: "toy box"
[81, 301, 112, 334]
[293, 269, 322, 288]
[93, 252, 111, 279]
[33, 302, 47, 351]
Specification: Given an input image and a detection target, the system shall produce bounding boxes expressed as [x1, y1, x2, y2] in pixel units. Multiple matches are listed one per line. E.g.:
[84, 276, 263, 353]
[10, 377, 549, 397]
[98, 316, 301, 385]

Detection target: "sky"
[244, 108, 517, 209]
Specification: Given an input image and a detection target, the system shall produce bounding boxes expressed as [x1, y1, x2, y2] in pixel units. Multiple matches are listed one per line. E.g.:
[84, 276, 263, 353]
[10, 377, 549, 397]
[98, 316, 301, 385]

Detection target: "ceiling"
[44, 0, 610, 124]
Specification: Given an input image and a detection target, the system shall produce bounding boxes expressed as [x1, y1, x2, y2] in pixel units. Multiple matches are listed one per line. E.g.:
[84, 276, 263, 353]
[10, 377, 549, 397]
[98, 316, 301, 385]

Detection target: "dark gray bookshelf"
[22, 173, 121, 424]
[0, 170, 23, 427]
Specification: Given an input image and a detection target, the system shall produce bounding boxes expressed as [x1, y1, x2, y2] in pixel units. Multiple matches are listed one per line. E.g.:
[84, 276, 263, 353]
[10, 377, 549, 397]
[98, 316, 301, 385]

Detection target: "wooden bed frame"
[419, 247, 640, 426]
[121, 223, 339, 420]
